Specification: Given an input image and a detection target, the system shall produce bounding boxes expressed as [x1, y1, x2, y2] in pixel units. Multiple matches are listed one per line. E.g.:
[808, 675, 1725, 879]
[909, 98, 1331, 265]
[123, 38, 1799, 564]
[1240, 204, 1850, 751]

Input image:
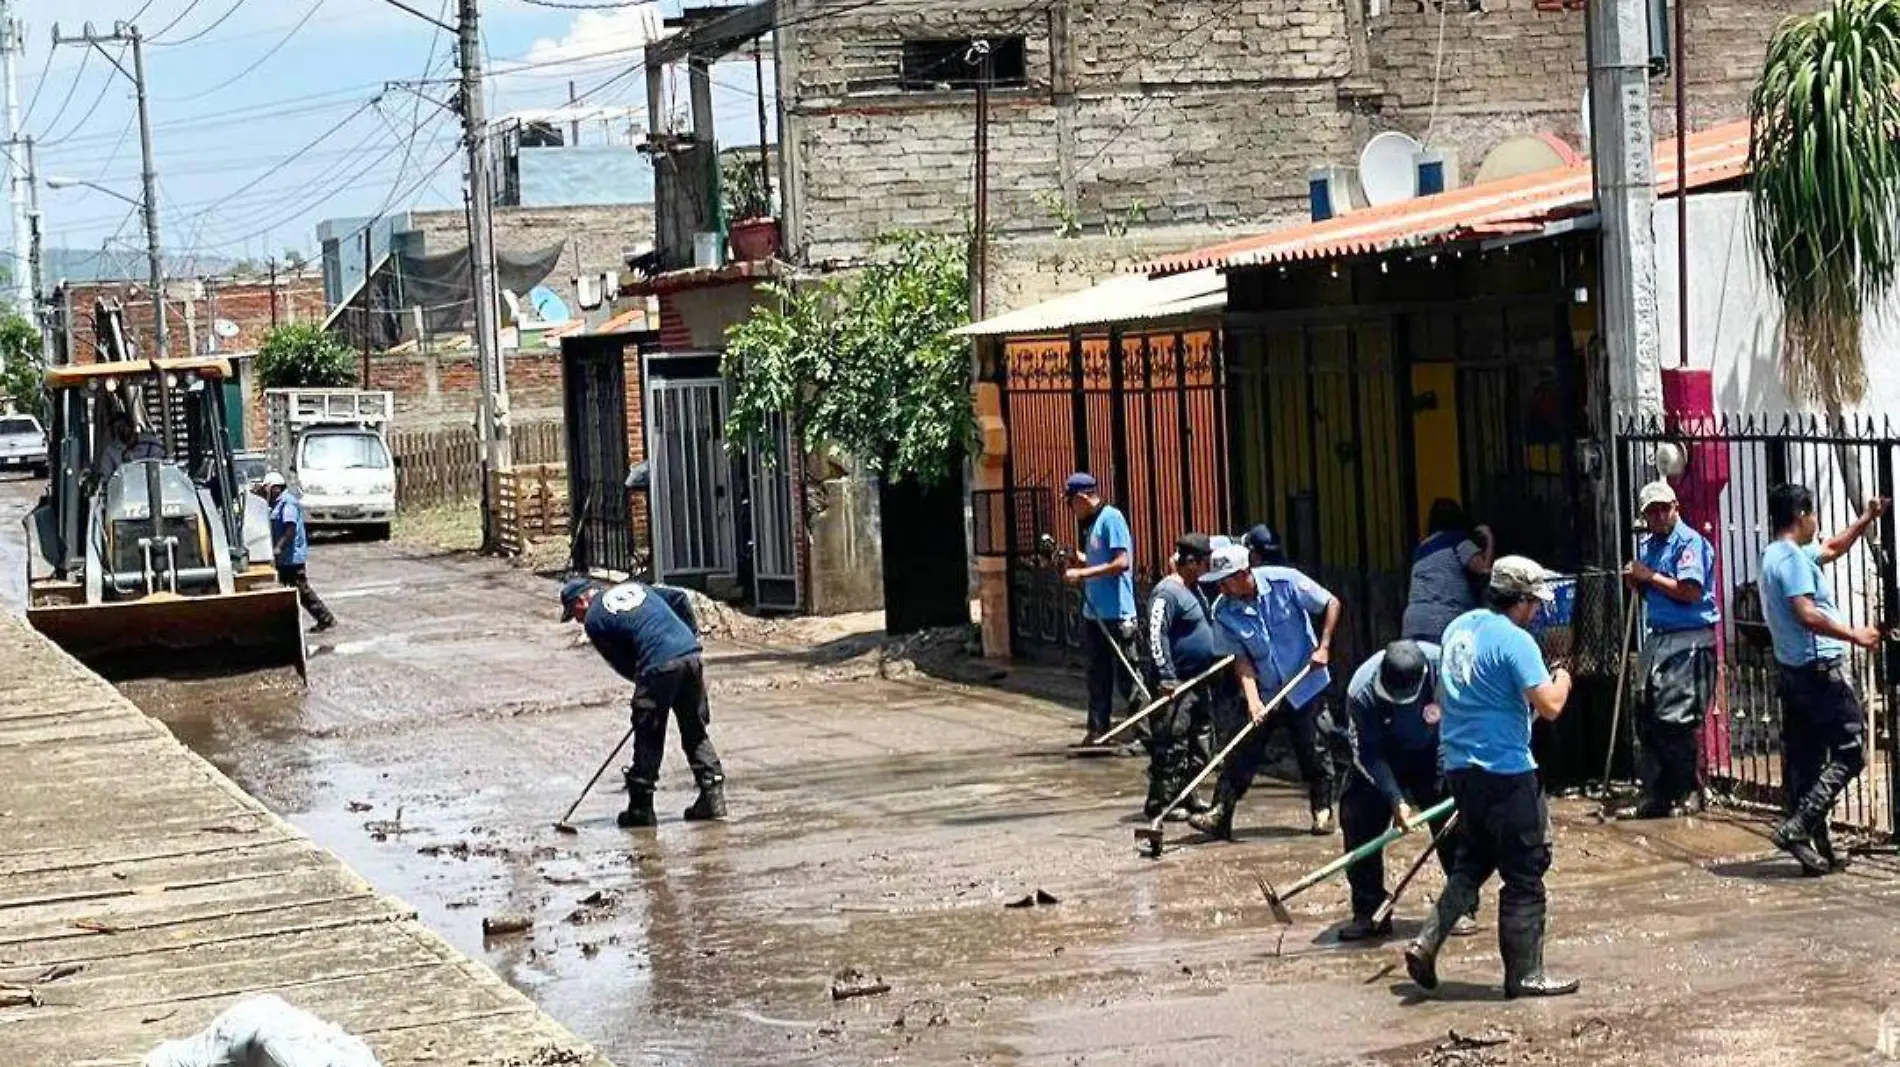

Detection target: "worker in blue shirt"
[1624, 480, 1720, 818]
[261, 471, 336, 633]
[1759, 484, 1884, 876]
[1143, 533, 1219, 820]
[1061, 472, 1141, 745]
[1189, 544, 1343, 839]
[1405, 556, 1577, 999]
[1337, 640, 1475, 942]
[561, 577, 726, 827]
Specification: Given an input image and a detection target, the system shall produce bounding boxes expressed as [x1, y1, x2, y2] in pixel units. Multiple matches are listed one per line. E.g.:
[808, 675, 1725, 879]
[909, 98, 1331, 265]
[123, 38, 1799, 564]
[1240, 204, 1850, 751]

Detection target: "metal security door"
[648, 377, 736, 582]
[750, 411, 800, 610]
[562, 338, 634, 575]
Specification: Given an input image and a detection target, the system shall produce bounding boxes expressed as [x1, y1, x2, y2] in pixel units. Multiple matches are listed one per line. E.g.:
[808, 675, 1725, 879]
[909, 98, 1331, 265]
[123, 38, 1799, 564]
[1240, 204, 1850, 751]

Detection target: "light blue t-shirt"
[1210, 565, 1335, 710]
[1438, 609, 1552, 775]
[1081, 504, 1136, 621]
[1760, 539, 1847, 667]
[269, 492, 310, 567]
[1641, 519, 1719, 632]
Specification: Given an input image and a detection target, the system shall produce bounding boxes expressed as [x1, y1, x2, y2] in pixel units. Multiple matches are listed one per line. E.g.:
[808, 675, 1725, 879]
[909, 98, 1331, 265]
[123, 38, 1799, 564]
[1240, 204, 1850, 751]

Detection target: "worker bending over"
[1190, 544, 1342, 839]
[561, 578, 727, 827]
[1143, 533, 1218, 820]
[1405, 556, 1577, 999]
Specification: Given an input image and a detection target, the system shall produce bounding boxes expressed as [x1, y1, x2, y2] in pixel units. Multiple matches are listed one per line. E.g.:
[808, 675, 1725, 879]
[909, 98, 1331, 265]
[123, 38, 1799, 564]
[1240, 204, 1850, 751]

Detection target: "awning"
[953, 267, 1225, 338]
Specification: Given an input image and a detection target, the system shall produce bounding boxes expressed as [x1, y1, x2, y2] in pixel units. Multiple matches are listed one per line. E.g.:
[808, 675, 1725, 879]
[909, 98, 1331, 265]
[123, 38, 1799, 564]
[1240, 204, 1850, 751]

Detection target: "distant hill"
[41, 247, 242, 286]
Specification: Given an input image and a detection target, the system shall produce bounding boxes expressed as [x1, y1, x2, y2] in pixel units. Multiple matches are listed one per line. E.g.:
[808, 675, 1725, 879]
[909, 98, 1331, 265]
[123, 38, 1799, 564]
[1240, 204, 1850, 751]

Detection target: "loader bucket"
[28, 586, 307, 681]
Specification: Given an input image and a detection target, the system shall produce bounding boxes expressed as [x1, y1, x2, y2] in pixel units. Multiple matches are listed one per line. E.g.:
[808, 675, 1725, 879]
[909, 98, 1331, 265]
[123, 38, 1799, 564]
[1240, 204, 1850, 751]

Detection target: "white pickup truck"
[0, 412, 48, 477]
[265, 389, 397, 540]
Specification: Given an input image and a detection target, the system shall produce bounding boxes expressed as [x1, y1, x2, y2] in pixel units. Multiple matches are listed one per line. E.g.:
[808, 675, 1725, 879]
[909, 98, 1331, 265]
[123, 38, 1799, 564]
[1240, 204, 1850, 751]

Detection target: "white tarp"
[144, 996, 380, 1067]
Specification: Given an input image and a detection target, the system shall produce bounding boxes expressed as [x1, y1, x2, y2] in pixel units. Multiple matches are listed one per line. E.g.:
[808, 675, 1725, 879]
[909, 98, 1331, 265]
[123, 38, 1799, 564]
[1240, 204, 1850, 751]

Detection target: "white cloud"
[513, 6, 666, 75]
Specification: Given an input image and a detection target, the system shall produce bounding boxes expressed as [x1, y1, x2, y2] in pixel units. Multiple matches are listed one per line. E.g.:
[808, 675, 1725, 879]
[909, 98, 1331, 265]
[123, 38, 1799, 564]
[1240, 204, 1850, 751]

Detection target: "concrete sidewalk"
[0, 612, 610, 1067]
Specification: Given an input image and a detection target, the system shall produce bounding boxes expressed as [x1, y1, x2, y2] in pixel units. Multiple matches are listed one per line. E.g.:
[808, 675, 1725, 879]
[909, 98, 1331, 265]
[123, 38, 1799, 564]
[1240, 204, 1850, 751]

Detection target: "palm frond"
[1749, 0, 1900, 408]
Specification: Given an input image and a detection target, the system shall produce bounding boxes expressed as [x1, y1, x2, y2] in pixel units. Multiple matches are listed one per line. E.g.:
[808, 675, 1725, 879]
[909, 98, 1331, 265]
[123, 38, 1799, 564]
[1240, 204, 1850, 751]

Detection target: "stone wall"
[408, 203, 654, 322]
[370, 347, 567, 430]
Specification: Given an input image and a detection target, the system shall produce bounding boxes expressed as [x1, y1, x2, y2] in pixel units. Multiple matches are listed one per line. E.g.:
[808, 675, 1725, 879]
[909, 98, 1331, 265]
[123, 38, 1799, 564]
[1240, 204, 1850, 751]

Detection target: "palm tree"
[1748, 0, 1900, 409]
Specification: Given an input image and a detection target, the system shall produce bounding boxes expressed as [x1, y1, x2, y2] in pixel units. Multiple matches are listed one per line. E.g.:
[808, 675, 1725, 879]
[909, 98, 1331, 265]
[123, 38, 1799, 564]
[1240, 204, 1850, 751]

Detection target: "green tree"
[0, 312, 45, 422]
[256, 322, 356, 389]
[723, 232, 973, 485]
[1748, 0, 1900, 407]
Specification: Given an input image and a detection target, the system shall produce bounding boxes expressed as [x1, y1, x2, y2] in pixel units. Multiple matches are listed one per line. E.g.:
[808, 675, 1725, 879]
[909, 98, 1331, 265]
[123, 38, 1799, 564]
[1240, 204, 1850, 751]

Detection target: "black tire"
[31, 464, 48, 479]
[364, 522, 393, 542]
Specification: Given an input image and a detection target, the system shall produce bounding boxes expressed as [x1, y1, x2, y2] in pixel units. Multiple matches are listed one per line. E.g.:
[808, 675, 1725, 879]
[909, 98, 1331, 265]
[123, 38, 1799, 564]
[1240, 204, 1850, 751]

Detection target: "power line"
[156, 0, 328, 102]
[149, 0, 211, 41]
[152, 0, 250, 47]
[1069, 0, 1249, 181]
[39, 45, 128, 148]
[19, 39, 55, 125]
[33, 45, 90, 139]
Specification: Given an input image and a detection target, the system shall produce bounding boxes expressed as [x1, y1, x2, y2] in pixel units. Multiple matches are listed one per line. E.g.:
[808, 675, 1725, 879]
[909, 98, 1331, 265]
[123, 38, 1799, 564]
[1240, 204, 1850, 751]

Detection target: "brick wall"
[369, 347, 567, 430]
[408, 203, 655, 324]
[780, 0, 1800, 313]
[58, 274, 327, 364]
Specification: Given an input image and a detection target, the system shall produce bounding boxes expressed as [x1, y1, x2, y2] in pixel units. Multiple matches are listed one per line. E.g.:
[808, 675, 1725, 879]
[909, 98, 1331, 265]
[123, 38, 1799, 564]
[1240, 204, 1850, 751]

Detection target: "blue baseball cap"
[1242, 524, 1281, 555]
[1063, 472, 1099, 498]
[559, 577, 599, 621]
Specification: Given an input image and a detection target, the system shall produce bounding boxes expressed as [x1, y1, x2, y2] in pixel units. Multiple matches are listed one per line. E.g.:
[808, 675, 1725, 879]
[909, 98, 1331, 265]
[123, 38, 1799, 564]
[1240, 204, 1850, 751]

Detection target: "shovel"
[552, 724, 637, 834]
[1135, 664, 1313, 858]
[1255, 797, 1457, 924]
[1370, 811, 1462, 926]
[1036, 532, 1154, 707]
[1095, 655, 1234, 744]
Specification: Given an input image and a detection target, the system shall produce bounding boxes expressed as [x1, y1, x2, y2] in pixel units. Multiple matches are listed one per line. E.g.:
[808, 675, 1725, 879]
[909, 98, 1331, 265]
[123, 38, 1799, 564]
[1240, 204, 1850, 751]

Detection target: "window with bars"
[898, 37, 1028, 92]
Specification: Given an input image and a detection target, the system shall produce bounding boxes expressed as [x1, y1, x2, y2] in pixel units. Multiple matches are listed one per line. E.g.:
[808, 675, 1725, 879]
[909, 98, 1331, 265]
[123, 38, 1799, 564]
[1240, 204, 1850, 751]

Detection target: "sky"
[8, 0, 777, 272]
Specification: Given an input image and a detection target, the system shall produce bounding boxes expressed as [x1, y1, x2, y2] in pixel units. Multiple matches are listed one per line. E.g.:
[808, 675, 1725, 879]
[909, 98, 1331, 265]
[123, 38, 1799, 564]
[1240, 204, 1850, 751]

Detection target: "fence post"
[1877, 445, 1899, 839]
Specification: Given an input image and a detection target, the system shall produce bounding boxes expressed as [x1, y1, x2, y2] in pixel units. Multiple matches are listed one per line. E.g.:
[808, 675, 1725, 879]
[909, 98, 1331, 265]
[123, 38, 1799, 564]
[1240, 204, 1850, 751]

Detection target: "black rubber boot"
[1500, 909, 1579, 999]
[1814, 825, 1849, 872]
[1187, 793, 1234, 840]
[1337, 915, 1393, 943]
[683, 779, 727, 822]
[618, 774, 657, 829]
[1772, 822, 1830, 877]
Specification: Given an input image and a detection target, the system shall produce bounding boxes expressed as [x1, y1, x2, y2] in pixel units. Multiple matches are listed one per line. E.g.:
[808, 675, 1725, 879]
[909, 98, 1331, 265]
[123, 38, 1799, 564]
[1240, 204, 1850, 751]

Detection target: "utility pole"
[268, 257, 279, 328]
[458, 0, 507, 480]
[361, 225, 373, 388]
[52, 22, 166, 359]
[1586, 0, 1661, 421]
[967, 39, 992, 321]
[1, 3, 29, 318]
[567, 79, 580, 146]
[23, 135, 40, 354]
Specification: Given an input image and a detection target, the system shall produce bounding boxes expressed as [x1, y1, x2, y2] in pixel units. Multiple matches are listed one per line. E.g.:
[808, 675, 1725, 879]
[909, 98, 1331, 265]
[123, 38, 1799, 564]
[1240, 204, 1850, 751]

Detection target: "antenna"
[1358, 131, 1423, 207]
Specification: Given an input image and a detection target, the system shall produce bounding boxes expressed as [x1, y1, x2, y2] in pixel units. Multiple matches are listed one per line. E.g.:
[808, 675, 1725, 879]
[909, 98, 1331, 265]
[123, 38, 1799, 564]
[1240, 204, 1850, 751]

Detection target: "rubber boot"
[683, 778, 727, 822]
[1814, 825, 1849, 872]
[618, 773, 657, 829]
[1187, 785, 1235, 840]
[1499, 908, 1579, 999]
[1337, 915, 1393, 942]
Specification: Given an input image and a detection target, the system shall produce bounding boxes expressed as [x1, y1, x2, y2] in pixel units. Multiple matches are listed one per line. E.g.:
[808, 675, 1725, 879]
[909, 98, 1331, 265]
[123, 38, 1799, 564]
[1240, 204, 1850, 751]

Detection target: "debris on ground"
[565, 890, 621, 925]
[1422, 1025, 1517, 1067]
[482, 914, 532, 936]
[31, 963, 82, 984]
[142, 995, 378, 1067]
[500, 1047, 586, 1067]
[1004, 889, 1061, 909]
[362, 807, 409, 842]
[0, 985, 41, 1008]
[1570, 1017, 1614, 1042]
[830, 967, 891, 1001]
[71, 918, 117, 935]
[892, 1000, 949, 1029]
[345, 800, 372, 813]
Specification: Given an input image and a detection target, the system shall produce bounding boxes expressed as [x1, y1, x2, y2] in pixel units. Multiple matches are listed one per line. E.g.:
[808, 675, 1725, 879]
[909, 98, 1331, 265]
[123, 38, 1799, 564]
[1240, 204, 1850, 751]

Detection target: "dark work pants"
[1339, 754, 1454, 921]
[1212, 691, 1334, 814]
[627, 655, 724, 792]
[1083, 617, 1137, 736]
[1148, 684, 1213, 806]
[1778, 661, 1867, 845]
[1637, 638, 1716, 809]
[275, 563, 334, 626]
[1417, 769, 1550, 975]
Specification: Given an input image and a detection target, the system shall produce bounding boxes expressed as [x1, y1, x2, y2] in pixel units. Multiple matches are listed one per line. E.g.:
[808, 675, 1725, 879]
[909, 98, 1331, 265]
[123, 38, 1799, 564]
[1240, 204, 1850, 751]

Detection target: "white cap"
[1490, 555, 1557, 604]
[261, 471, 288, 488]
[1637, 480, 1677, 514]
[1199, 544, 1251, 585]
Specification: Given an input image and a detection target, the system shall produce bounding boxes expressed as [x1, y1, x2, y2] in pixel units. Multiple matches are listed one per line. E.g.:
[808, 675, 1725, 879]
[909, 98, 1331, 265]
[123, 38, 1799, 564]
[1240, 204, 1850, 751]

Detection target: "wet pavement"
[6, 472, 1900, 1065]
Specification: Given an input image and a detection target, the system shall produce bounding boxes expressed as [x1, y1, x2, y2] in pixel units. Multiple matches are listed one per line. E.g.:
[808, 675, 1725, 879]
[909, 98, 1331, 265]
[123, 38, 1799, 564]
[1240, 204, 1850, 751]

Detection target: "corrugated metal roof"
[953, 267, 1225, 337]
[1146, 120, 1751, 276]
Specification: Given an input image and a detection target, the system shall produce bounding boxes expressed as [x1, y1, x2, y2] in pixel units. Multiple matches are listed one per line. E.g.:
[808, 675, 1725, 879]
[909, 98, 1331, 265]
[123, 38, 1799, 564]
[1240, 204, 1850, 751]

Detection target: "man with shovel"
[1337, 639, 1474, 942]
[1061, 472, 1141, 746]
[560, 578, 726, 827]
[1625, 480, 1719, 819]
[1189, 544, 1342, 839]
[1404, 556, 1577, 999]
[1143, 533, 1220, 820]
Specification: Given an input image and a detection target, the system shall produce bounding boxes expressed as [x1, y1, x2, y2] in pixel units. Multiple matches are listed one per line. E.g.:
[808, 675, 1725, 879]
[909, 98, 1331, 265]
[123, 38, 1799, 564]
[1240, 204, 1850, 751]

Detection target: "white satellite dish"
[213, 318, 240, 339]
[1358, 131, 1423, 206]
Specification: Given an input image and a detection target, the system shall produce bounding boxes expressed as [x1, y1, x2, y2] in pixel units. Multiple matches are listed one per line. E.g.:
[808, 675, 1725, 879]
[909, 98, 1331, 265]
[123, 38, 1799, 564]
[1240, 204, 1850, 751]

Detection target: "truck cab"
[266, 389, 397, 540]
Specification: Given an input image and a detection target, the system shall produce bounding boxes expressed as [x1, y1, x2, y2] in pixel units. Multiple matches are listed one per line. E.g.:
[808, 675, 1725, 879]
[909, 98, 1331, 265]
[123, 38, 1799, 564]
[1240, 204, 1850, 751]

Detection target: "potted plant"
[723, 156, 780, 262]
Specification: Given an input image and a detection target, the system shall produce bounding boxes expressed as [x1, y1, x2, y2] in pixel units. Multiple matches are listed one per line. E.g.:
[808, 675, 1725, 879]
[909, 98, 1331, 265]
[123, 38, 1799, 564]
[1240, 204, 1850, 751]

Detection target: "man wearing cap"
[262, 472, 336, 633]
[1624, 480, 1720, 818]
[1062, 472, 1140, 744]
[1189, 543, 1343, 838]
[1405, 556, 1577, 999]
[1337, 640, 1472, 942]
[1143, 533, 1219, 819]
[1242, 524, 1288, 567]
[1759, 484, 1885, 875]
[560, 577, 726, 826]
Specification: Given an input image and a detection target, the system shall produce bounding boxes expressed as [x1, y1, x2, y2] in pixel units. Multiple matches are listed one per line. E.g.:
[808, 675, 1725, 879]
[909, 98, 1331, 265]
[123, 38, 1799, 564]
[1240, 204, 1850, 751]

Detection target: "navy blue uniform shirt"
[583, 582, 702, 682]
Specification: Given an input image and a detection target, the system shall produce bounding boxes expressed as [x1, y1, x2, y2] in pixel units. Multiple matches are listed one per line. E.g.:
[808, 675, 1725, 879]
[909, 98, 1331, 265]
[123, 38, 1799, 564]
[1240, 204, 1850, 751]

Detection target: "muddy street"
[5, 475, 1900, 1066]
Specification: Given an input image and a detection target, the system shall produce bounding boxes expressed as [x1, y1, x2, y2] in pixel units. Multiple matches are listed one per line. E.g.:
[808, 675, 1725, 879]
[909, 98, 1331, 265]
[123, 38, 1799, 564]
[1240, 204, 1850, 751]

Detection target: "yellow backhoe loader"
[22, 356, 305, 678]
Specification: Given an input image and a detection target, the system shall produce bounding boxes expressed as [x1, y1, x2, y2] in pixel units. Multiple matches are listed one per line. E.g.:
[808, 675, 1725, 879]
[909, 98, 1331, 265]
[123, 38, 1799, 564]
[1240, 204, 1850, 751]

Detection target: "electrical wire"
[151, 0, 250, 47]
[39, 46, 129, 149]
[157, 0, 328, 102]
[1069, 0, 1249, 181]
[33, 47, 91, 140]
[150, 0, 212, 42]
[19, 42, 56, 126]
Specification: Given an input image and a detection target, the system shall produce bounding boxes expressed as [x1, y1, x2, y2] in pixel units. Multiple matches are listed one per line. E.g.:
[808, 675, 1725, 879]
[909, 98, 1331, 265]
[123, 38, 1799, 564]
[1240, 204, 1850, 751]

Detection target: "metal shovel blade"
[1135, 823, 1164, 858]
[1255, 874, 1294, 926]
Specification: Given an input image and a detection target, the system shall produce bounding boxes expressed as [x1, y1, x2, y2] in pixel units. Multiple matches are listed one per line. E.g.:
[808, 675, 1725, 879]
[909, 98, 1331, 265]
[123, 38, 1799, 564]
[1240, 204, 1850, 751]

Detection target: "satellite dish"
[1358, 131, 1423, 206]
[214, 318, 240, 339]
[529, 285, 571, 324]
[1474, 134, 1580, 185]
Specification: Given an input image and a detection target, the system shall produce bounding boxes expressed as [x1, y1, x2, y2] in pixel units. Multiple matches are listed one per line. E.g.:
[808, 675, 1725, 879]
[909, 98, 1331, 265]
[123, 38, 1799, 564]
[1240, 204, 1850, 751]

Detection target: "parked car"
[231, 449, 269, 495]
[0, 413, 48, 477]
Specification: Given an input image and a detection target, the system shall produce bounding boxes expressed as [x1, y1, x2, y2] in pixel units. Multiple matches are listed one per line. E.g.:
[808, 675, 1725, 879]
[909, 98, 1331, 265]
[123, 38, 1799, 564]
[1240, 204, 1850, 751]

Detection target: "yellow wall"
[1411, 362, 1460, 539]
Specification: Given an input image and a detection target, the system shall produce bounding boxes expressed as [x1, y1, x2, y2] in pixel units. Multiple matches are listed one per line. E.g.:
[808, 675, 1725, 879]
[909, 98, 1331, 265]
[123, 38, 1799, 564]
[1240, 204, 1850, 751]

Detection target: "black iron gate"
[1618, 413, 1900, 837]
[562, 334, 637, 576]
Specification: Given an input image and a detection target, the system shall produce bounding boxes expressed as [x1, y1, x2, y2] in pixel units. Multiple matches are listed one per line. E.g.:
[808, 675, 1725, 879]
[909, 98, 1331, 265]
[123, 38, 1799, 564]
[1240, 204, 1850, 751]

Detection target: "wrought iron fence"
[1618, 413, 1900, 837]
